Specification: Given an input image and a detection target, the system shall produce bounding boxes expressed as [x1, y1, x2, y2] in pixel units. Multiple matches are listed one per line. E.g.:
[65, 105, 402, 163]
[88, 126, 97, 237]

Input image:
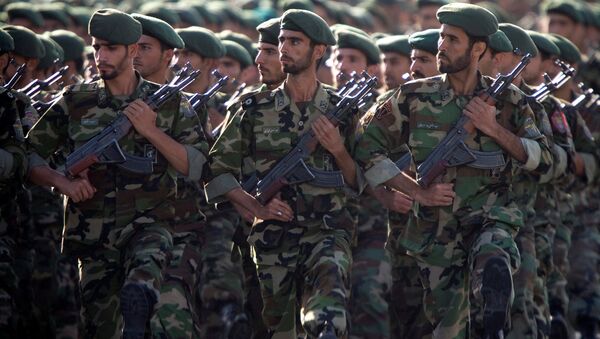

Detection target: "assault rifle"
[65, 68, 200, 177]
[564, 83, 599, 112]
[189, 70, 229, 111]
[242, 72, 378, 204]
[4, 62, 26, 90]
[531, 60, 575, 101]
[21, 66, 69, 98]
[416, 53, 532, 188]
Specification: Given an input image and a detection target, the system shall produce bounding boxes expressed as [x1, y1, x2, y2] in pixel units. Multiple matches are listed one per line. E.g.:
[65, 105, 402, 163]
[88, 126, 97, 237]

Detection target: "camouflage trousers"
[249, 215, 353, 338]
[412, 220, 519, 339]
[533, 223, 556, 338]
[349, 199, 391, 339]
[76, 221, 173, 339]
[506, 222, 538, 339]
[547, 222, 571, 318]
[567, 222, 600, 328]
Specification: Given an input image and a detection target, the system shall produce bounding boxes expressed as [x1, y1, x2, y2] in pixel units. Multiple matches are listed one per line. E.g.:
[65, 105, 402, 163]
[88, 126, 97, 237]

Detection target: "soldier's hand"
[232, 201, 255, 223]
[372, 186, 413, 213]
[463, 96, 498, 137]
[256, 196, 293, 222]
[312, 116, 345, 156]
[123, 99, 158, 138]
[57, 170, 96, 202]
[415, 183, 454, 206]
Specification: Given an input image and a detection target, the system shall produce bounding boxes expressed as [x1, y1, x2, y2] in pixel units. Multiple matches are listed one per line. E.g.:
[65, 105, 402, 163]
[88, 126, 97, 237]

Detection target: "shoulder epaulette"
[63, 82, 98, 96]
[400, 76, 444, 95]
[241, 90, 276, 109]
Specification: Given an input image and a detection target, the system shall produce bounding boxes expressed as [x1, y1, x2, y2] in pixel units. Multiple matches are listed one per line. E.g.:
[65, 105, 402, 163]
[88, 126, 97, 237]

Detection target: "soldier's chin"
[99, 70, 118, 80]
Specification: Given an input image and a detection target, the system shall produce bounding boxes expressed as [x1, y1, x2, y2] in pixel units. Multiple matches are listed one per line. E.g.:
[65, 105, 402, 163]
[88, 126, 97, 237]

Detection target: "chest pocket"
[68, 106, 114, 149]
[253, 125, 295, 174]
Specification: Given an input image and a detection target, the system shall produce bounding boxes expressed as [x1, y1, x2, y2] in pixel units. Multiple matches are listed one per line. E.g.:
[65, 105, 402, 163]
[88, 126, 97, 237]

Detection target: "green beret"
[5, 3, 44, 28]
[39, 4, 71, 28]
[498, 23, 537, 57]
[38, 34, 64, 70]
[139, 3, 180, 26]
[188, 4, 221, 25]
[336, 30, 381, 65]
[48, 29, 84, 62]
[527, 31, 560, 57]
[170, 6, 204, 27]
[280, 9, 336, 46]
[218, 30, 257, 60]
[409, 29, 440, 55]
[222, 40, 253, 69]
[417, 0, 449, 9]
[477, 1, 515, 24]
[257, 17, 280, 46]
[69, 7, 92, 27]
[436, 3, 498, 37]
[376, 35, 411, 57]
[487, 30, 513, 53]
[176, 26, 225, 59]
[89, 9, 142, 45]
[550, 34, 581, 64]
[281, 0, 315, 12]
[0, 30, 14, 53]
[3, 26, 45, 59]
[131, 13, 184, 49]
[542, 0, 583, 23]
[371, 32, 390, 40]
[331, 24, 370, 38]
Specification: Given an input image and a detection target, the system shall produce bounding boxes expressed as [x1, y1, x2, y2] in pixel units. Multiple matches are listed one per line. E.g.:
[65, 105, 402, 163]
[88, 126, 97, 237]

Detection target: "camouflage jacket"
[355, 73, 552, 263]
[205, 81, 362, 226]
[26, 74, 208, 250]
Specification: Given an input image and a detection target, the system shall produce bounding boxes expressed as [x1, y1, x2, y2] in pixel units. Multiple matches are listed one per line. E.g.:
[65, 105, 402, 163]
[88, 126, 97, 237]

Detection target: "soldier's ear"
[128, 43, 139, 58]
[471, 41, 487, 60]
[313, 44, 327, 60]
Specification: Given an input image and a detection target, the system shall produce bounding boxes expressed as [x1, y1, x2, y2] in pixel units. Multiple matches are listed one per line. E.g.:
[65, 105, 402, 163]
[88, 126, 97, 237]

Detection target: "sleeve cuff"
[204, 172, 242, 204]
[27, 152, 49, 172]
[364, 157, 401, 188]
[551, 144, 568, 180]
[343, 163, 367, 198]
[518, 138, 541, 171]
[184, 145, 207, 182]
[580, 152, 598, 184]
[0, 148, 14, 179]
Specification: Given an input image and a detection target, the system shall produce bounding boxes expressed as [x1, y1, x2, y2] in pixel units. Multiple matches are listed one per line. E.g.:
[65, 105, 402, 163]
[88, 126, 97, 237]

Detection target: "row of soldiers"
[0, 0, 599, 339]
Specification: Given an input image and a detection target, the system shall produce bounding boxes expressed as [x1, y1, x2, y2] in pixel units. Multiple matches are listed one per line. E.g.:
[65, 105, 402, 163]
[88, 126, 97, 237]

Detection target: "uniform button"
[298, 121, 304, 126]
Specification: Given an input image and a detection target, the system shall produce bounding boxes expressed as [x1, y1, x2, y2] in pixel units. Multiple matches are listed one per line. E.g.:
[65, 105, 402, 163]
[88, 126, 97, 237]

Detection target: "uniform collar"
[273, 81, 331, 113]
[438, 71, 489, 96]
[97, 71, 151, 106]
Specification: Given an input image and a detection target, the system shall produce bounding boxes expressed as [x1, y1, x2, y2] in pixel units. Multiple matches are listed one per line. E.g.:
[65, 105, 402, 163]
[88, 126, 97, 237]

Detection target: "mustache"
[411, 71, 425, 79]
[97, 63, 115, 69]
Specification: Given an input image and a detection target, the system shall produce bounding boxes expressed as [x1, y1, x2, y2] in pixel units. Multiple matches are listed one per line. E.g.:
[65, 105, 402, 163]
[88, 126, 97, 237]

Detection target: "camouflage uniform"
[205, 83, 361, 338]
[26, 75, 207, 338]
[355, 74, 552, 338]
[0, 87, 30, 338]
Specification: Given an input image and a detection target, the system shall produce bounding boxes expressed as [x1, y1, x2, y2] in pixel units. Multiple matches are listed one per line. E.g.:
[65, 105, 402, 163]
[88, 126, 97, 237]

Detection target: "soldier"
[0, 28, 30, 338]
[330, 29, 381, 89]
[255, 18, 286, 91]
[131, 13, 185, 84]
[48, 30, 86, 86]
[415, 0, 447, 30]
[542, 0, 586, 55]
[376, 35, 411, 91]
[33, 35, 63, 82]
[205, 9, 364, 338]
[478, 30, 515, 79]
[26, 9, 208, 339]
[408, 28, 440, 79]
[2, 26, 45, 92]
[4, 3, 45, 34]
[355, 3, 553, 338]
[218, 40, 254, 96]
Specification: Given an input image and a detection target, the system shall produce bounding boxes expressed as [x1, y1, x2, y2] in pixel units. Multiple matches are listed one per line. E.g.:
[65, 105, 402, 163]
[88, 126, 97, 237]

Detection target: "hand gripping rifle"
[3, 63, 26, 90]
[531, 60, 575, 102]
[416, 53, 532, 188]
[64, 68, 200, 177]
[242, 72, 378, 205]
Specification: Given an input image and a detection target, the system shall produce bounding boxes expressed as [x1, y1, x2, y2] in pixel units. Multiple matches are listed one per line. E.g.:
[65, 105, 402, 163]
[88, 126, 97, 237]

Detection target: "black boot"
[220, 302, 251, 339]
[482, 257, 512, 339]
[577, 316, 598, 339]
[317, 321, 337, 339]
[120, 282, 157, 339]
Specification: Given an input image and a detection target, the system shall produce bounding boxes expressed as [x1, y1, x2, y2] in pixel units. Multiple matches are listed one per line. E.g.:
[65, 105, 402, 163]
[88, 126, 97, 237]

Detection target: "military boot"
[317, 321, 337, 339]
[120, 282, 157, 339]
[220, 301, 251, 339]
[482, 257, 512, 339]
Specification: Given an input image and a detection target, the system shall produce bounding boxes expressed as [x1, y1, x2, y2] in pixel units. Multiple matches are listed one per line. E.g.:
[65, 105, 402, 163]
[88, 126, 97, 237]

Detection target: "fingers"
[265, 198, 294, 221]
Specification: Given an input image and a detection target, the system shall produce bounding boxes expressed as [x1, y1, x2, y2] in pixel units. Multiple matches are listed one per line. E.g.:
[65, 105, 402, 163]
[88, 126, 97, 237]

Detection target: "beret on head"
[48, 29, 84, 62]
[280, 0, 315, 12]
[409, 29, 440, 55]
[542, 0, 584, 23]
[527, 31, 560, 57]
[3, 25, 45, 59]
[69, 7, 92, 27]
[417, 0, 449, 9]
[176, 26, 225, 59]
[38, 34, 64, 69]
[487, 30, 513, 53]
[0, 30, 14, 53]
[89, 9, 142, 45]
[222, 40, 253, 69]
[139, 3, 180, 26]
[280, 9, 336, 45]
[131, 13, 184, 49]
[336, 30, 381, 65]
[257, 17, 281, 46]
[436, 3, 498, 37]
[549, 34, 581, 64]
[498, 23, 538, 57]
[5, 3, 44, 28]
[39, 4, 71, 27]
[376, 35, 411, 56]
[218, 30, 257, 60]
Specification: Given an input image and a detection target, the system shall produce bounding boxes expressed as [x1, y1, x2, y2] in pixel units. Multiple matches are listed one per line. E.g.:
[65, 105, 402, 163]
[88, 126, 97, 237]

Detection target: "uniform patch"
[375, 100, 393, 119]
[523, 117, 542, 139]
[262, 127, 280, 135]
[550, 110, 572, 137]
[144, 144, 158, 164]
[416, 121, 440, 130]
[81, 118, 99, 127]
